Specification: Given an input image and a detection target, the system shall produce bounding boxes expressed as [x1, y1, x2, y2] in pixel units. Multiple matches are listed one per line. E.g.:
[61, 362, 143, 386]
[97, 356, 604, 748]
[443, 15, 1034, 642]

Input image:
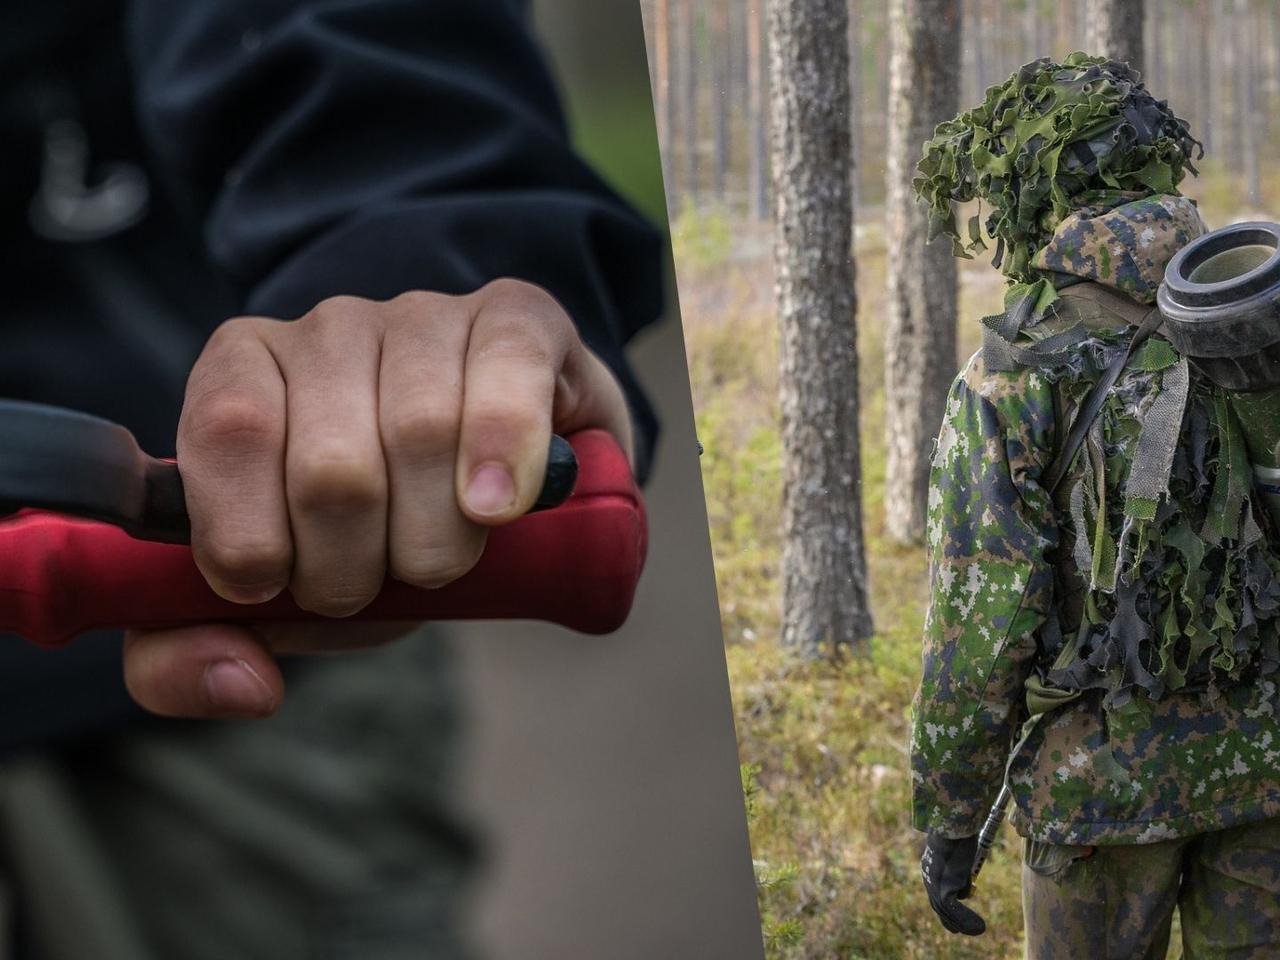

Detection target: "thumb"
[123, 624, 283, 719]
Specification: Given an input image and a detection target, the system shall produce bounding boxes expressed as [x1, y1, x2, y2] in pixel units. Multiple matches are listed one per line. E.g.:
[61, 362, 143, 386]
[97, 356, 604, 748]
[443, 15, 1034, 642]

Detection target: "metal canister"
[1158, 221, 1280, 529]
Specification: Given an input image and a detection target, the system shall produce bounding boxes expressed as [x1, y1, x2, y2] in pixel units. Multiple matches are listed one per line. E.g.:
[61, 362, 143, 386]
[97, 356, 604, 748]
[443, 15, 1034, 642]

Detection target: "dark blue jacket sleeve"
[126, 0, 663, 476]
[0, 0, 666, 758]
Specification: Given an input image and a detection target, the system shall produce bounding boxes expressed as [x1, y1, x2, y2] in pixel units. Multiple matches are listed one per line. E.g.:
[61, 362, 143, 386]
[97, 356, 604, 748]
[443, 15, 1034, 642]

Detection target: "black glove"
[920, 832, 986, 936]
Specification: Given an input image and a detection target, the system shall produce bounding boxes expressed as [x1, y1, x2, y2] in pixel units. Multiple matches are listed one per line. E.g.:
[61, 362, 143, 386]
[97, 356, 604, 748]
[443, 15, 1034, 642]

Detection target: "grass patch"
[672, 200, 736, 273]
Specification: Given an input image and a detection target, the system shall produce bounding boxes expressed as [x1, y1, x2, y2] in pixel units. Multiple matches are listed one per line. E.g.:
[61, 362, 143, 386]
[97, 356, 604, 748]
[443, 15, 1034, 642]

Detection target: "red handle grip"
[0, 430, 645, 647]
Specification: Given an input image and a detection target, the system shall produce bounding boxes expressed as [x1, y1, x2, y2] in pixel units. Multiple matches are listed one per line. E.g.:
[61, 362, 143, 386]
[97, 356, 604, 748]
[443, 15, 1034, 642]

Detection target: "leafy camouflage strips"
[914, 52, 1202, 284]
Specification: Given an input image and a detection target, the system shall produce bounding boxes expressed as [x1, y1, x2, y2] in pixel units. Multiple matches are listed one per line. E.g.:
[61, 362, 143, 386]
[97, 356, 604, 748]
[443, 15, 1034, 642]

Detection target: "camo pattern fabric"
[911, 351, 1058, 838]
[1031, 194, 1207, 304]
[911, 196, 1280, 844]
[1022, 817, 1280, 959]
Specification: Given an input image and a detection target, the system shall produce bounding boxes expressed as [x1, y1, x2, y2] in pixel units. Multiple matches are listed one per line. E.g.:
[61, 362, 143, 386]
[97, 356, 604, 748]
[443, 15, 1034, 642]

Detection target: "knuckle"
[208, 314, 261, 345]
[289, 451, 386, 514]
[199, 534, 292, 584]
[303, 294, 371, 328]
[479, 276, 538, 302]
[381, 402, 460, 458]
[479, 278, 569, 328]
[182, 391, 279, 453]
[390, 288, 448, 313]
[391, 538, 485, 589]
[472, 320, 555, 367]
[468, 403, 543, 441]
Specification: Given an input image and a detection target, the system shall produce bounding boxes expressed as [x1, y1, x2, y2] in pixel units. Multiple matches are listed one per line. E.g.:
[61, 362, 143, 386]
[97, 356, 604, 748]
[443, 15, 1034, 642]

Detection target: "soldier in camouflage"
[910, 54, 1280, 958]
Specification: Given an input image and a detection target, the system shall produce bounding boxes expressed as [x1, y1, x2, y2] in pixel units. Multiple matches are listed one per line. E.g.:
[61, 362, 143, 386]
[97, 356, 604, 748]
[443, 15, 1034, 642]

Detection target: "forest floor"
[677, 167, 1280, 959]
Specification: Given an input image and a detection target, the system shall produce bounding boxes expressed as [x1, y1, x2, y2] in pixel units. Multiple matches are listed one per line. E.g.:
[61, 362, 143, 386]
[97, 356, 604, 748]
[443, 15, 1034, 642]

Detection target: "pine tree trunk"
[971, 0, 987, 97]
[1237, 0, 1261, 202]
[1033, 0, 1050, 60]
[767, 0, 874, 654]
[748, 2, 769, 220]
[848, 0, 862, 215]
[883, 0, 960, 545]
[1055, 2, 1072, 62]
[712, 1, 730, 200]
[871, 7, 891, 202]
[682, 0, 699, 204]
[654, 0, 674, 202]
[737, 0, 753, 155]
[1024, 0, 1038, 61]
[978, 0, 993, 89]
[1087, 0, 1144, 71]
[1143, 0, 1161, 88]
[1214, 0, 1236, 164]
[1266, 1, 1279, 163]
[1198, 1, 1214, 154]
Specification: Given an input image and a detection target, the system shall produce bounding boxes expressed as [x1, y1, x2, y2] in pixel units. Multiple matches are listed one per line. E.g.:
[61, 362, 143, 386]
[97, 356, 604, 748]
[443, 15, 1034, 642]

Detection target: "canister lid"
[1157, 221, 1280, 359]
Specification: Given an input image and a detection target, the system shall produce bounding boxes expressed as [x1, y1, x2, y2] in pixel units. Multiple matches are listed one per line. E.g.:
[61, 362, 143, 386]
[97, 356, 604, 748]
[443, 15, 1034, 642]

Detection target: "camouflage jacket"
[911, 195, 1280, 845]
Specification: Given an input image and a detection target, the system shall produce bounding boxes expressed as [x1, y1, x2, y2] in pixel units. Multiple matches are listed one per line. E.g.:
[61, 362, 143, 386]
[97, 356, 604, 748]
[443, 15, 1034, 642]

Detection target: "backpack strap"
[1041, 304, 1166, 496]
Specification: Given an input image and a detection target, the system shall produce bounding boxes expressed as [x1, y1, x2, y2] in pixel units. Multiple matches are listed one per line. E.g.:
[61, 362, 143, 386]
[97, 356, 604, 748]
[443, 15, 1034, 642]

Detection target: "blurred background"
[642, 1, 1280, 957]
[643, 0, 1279, 217]
[448, 2, 763, 958]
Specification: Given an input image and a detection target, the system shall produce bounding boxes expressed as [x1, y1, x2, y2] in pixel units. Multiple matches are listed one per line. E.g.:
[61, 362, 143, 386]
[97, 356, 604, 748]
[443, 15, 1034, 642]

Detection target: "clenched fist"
[123, 279, 633, 719]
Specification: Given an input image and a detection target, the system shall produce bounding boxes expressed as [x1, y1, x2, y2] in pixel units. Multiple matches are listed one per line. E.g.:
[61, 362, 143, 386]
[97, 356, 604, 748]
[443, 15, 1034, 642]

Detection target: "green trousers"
[1023, 818, 1280, 960]
[0, 632, 477, 960]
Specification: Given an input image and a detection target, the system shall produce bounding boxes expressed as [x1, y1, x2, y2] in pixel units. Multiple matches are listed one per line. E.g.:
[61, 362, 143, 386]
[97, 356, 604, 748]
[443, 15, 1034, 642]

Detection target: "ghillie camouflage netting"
[914, 52, 1202, 282]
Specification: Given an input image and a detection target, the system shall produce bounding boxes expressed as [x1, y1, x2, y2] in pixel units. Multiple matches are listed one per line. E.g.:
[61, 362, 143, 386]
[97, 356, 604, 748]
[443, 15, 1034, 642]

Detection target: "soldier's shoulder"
[955, 349, 1055, 408]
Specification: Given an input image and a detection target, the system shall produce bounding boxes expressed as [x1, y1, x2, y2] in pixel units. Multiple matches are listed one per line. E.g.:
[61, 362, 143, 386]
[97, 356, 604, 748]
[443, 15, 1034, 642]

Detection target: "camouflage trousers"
[1022, 818, 1280, 959]
[0, 630, 476, 960]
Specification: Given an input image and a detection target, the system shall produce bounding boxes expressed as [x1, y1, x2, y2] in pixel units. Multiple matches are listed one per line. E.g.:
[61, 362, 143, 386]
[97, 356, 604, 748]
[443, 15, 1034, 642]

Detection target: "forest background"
[637, 1, 1280, 957]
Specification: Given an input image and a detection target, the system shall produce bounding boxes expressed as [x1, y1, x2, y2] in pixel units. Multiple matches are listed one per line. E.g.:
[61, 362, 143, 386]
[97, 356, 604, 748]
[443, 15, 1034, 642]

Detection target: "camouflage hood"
[1032, 193, 1208, 304]
[978, 194, 1206, 374]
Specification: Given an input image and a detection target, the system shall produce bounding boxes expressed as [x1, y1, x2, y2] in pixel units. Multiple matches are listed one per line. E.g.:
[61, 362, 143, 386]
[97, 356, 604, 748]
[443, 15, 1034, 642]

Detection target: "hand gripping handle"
[0, 430, 646, 646]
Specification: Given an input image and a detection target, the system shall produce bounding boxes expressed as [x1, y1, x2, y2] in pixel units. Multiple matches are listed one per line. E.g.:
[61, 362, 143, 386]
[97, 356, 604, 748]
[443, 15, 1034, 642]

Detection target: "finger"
[272, 298, 388, 616]
[938, 895, 986, 936]
[123, 624, 283, 719]
[455, 280, 573, 524]
[179, 318, 292, 603]
[378, 293, 487, 588]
